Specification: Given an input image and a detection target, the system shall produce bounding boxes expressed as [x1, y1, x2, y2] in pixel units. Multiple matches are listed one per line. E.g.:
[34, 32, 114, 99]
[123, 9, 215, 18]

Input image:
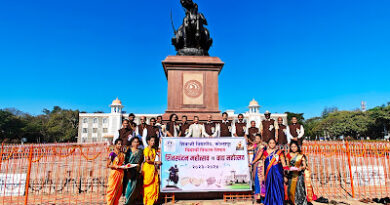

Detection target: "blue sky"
[0, 0, 389, 118]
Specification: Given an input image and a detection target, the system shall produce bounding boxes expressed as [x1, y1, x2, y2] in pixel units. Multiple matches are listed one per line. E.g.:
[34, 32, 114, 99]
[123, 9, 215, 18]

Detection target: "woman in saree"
[142, 136, 161, 205]
[286, 141, 317, 204]
[106, 138, 126, 205]
[251, 138, 286, 205]
[248, 134, 266, 203]
[124, 137, 144, 205]
[286, 141, 307, 205]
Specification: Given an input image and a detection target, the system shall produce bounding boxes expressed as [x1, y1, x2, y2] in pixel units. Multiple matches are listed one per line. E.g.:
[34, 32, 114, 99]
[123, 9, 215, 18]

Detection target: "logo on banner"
[164, 140, 176, 152]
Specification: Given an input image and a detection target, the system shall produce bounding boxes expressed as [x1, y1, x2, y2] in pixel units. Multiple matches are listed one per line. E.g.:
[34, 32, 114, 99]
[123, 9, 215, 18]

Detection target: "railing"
[0, 141, 389, 204]
[0, 143, 108, 204]
[302, 141, 390, 199]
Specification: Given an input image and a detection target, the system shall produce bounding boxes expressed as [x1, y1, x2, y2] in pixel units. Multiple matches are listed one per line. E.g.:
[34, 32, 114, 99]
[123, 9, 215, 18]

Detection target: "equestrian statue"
[171, 0, 213, 56]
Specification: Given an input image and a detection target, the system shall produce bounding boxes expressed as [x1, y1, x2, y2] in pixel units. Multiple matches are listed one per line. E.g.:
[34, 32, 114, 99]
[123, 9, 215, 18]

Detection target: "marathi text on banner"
[160, 138, 252, 193]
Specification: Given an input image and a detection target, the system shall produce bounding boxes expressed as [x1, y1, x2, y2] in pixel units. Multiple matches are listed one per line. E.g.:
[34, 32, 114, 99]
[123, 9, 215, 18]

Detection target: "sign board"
[0, 174, 27, 196]
[351, 165, 385, 186]
[160, 138, 252, 193]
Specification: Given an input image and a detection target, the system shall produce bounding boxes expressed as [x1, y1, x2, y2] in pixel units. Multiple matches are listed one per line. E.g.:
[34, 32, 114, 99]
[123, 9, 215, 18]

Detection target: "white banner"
[160, 138, 252, 193]
[351, 165, 385, 186]
[0, 173, 27, 196]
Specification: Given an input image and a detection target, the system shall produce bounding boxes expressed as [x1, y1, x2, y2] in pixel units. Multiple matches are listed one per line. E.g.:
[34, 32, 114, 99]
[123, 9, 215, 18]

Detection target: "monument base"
[162, 56, 224, 121]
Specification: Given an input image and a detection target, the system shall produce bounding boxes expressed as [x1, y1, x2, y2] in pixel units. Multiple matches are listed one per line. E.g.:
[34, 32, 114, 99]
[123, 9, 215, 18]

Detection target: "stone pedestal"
[162, 56, 224, 121]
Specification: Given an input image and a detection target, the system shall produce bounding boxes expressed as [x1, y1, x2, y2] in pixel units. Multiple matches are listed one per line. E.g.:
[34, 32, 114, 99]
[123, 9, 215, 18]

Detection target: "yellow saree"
[106, 152, 125, 205]
[142, 147, 159, 205]
[287, 153, 304, 204]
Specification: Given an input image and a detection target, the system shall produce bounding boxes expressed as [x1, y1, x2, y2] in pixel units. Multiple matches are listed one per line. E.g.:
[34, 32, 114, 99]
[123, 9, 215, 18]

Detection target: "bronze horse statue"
[172, 0, 213, 56]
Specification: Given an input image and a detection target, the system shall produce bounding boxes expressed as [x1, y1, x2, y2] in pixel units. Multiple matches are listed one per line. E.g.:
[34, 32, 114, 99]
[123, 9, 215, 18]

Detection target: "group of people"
[112, 111, 305, 148]
[106, 136, 160, 205]
[249, 136, 317, 205]
[106, 112, 310, 205]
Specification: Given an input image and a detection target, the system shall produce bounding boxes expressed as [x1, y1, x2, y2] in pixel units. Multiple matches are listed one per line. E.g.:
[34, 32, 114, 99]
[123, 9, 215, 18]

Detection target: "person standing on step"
[245, 120, 260, 145]
[186, 116, 206, 138]
[286, 117, 305, 147]
[219, 112, 232, 137]
[178, 115, 190, 137]
[204, 114, 218, 137]
[232, 113, 247, 137]
[260, 111, 279, 143]
[277, 117, 288, 149]
[166, 114, 179, 137]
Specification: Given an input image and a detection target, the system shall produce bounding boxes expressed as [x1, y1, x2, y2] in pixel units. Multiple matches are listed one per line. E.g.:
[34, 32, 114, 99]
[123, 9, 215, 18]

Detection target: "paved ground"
[0, 196, 384, 205]
[170, 199, 381, 205]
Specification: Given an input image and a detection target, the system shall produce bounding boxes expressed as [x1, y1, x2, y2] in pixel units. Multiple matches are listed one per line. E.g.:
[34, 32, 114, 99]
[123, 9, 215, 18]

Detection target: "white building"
[77, 98, 288, 143]
[243, 99, 288, 126]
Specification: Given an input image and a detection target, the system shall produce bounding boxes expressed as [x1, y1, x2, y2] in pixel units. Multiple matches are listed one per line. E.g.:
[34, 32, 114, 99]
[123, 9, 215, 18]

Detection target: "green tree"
[321, 107, 338, 118]
[317, 111, 373, 139]
[304, 117, 322, 139]
[43, 107, 79, 142]
[0, 106, 79, 143]
[366, 105, 390, 138]
[0, 109, 25, 142]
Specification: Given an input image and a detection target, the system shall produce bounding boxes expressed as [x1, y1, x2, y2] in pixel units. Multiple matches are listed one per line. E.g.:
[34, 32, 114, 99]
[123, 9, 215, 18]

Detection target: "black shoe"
[315, 196, 329, 204]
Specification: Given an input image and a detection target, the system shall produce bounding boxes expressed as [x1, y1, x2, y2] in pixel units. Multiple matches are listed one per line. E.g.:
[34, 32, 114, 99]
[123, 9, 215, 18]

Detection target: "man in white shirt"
[286, 116, 305, 146]
[186, 116, 206, 138]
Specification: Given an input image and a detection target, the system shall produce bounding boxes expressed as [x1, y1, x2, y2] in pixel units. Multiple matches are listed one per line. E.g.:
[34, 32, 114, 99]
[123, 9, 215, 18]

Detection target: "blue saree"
[263, 149, 285, 205]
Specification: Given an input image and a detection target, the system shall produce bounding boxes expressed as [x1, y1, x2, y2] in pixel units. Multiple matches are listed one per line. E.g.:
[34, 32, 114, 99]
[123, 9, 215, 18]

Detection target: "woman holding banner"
[249, 134, 266, 203]
[106, 138, 126, 205]
[124, 137, 144, 205]
[142, 136, 161, 205]
[251, 138, 286, 205]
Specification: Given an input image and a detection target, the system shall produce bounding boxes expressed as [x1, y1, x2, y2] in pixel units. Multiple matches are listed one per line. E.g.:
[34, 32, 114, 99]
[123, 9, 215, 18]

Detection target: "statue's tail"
[170, 9, 177, 35]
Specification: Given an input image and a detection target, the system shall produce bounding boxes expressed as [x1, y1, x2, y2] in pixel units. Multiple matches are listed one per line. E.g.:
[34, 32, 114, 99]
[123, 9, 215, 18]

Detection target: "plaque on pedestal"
[162, 56, 224, 121]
